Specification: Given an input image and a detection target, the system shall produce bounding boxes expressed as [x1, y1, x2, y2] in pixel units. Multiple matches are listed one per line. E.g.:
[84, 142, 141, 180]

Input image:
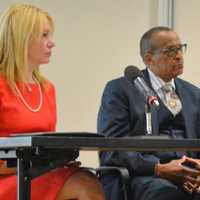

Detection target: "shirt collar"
[147, 68, 176, 92]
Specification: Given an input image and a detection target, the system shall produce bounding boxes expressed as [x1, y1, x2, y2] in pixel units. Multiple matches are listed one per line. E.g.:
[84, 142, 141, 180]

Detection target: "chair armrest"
[95, 166, 130, 200]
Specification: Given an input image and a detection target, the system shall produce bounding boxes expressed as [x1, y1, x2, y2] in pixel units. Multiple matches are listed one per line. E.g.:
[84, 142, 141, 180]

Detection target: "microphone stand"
[145, 96, 159, 135]
[145, 104, 152, 135]
[132, 97, 169, 139]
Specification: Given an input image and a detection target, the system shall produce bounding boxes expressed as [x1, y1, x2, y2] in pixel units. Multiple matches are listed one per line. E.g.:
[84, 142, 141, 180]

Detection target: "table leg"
[17, 158, 31, 200]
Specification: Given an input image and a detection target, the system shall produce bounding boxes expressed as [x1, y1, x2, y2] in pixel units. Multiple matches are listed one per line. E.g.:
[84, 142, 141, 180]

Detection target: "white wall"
[174, 0, 200, 87]
[0, 0, 158, 166]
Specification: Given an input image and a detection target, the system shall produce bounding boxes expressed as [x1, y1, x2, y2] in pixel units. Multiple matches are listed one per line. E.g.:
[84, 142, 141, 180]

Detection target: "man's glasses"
[152, 43, 187, 57]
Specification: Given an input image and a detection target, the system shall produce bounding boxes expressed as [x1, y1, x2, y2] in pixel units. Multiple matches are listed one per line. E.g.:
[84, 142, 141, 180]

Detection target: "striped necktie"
[161, 84, 182, 116]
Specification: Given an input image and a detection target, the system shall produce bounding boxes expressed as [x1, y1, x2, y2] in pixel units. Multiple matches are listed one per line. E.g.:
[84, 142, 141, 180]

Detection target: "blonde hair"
[0, 4, 54, 91]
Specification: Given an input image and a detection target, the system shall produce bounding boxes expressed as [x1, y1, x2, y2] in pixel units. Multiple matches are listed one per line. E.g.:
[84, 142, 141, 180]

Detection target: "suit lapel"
[175, 79, 197, 139]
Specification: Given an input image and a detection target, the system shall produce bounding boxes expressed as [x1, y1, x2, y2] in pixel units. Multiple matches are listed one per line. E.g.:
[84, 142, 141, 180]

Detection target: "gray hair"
[140, 26, 172, 60]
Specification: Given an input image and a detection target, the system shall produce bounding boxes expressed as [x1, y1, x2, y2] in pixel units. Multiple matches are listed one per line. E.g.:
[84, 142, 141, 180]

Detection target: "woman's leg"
[56, 169, 105, 200]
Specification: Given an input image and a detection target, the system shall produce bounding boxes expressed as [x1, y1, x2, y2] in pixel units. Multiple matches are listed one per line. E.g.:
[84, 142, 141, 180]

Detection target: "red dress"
[0, 76, 78, 200]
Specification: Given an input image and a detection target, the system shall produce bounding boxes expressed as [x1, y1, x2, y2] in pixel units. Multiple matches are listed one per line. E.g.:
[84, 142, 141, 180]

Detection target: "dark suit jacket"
[97, 69, 200, 176]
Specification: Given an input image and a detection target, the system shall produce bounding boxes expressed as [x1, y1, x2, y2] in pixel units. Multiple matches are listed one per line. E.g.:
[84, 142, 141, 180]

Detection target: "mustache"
[175, 62, 183, 66]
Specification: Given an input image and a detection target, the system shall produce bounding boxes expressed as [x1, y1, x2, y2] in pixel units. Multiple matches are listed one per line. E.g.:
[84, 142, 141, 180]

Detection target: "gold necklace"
[15, 79, 43, 112]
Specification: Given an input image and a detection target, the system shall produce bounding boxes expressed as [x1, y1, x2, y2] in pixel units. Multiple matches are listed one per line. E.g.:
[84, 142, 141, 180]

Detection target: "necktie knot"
[162, 84, 173, 93]
[161, 84, 182, 116]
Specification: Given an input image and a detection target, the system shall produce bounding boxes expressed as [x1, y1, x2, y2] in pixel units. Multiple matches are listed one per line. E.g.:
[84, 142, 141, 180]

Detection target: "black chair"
[88, 166, 131, 200]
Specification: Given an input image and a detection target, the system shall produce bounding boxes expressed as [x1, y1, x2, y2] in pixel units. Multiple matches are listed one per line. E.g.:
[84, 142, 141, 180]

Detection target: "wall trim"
[158, 0, 174, 28]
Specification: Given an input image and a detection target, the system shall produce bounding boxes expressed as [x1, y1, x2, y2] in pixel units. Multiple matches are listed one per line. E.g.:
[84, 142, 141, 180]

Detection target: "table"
[1, 132, 200, 200]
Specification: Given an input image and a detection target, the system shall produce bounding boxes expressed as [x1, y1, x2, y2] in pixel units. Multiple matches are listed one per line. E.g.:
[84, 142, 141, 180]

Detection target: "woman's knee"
[57, 168, 105, 200]
[70, 169, 105, 198]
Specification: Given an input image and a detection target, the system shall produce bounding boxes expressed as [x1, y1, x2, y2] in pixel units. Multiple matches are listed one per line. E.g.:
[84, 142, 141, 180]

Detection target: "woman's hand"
[0, 160, 16, 175]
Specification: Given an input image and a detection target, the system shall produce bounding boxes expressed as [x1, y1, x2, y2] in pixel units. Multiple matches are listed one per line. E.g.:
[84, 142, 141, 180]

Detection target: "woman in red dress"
[0, 4, 105, 200]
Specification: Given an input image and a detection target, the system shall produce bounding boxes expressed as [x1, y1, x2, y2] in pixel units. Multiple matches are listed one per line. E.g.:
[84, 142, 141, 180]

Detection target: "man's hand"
[181, 157, 200, 193]
[155, 156, 200, 187]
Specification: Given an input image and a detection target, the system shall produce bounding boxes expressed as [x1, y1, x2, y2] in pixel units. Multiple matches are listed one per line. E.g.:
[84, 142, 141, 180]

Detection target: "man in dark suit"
[97, 26, 200, 200]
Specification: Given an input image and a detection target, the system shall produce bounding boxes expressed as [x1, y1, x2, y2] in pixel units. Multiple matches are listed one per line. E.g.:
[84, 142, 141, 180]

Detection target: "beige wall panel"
[174, 0, 200, 86]
[0, 0, 158, 166]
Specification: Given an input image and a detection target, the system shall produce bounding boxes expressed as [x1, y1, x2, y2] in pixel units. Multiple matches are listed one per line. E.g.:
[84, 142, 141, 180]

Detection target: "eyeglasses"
[152, 43, 187, 57]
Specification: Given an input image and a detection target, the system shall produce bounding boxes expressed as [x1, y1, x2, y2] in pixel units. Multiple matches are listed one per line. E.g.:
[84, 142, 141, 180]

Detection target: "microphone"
[124, 65, 159, 107]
